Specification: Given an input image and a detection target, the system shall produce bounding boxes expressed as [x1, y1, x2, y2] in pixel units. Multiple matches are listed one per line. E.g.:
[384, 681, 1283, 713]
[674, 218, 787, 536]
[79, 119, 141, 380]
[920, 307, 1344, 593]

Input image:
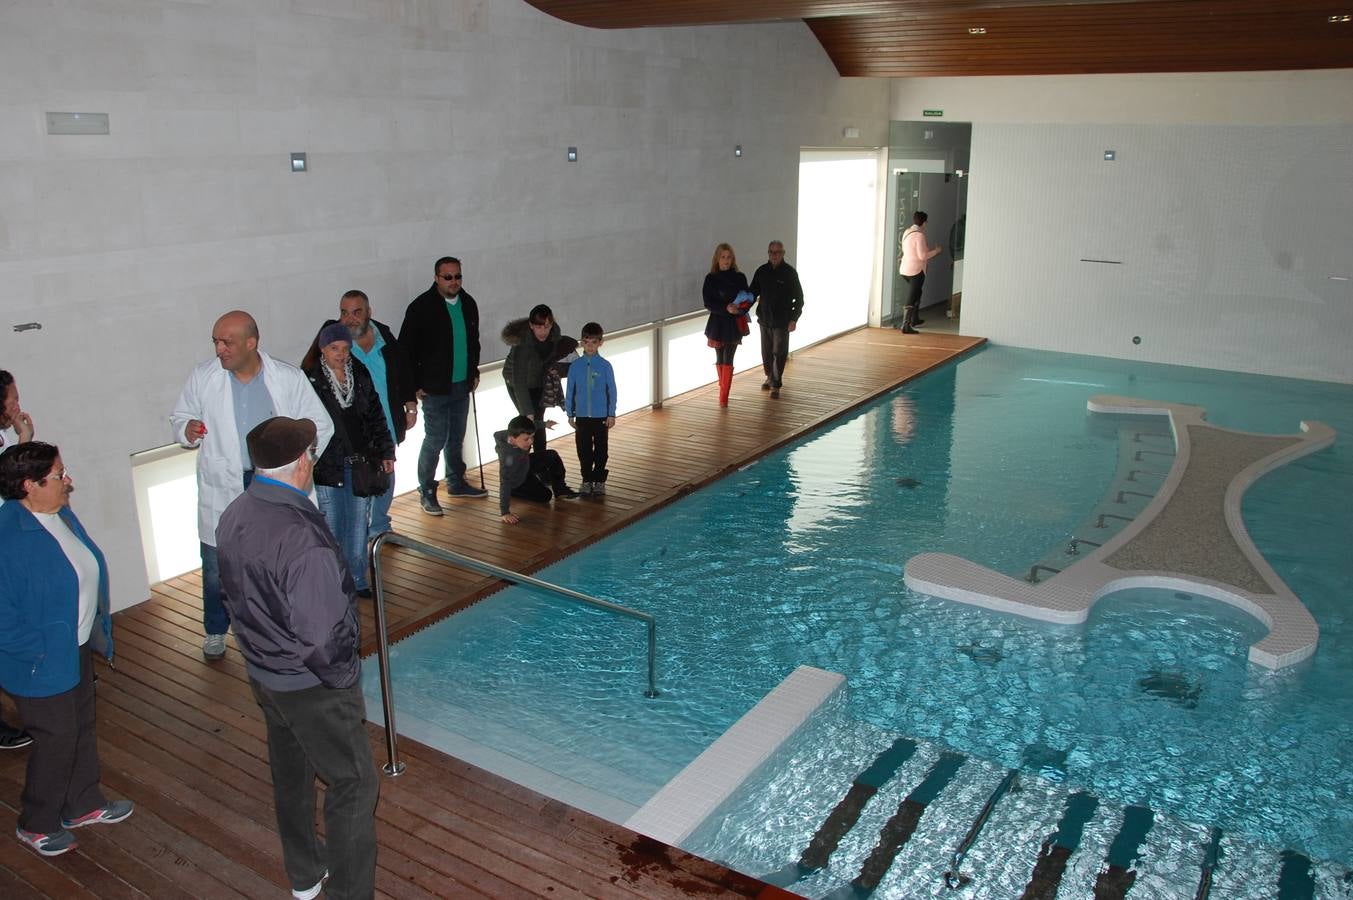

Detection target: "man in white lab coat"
[170, 311, 333, 660]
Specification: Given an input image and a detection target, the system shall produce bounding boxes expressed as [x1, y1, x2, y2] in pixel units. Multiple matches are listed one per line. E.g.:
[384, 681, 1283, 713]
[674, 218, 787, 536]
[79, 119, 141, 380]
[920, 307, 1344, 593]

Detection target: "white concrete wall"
[892, 71, 1353, 383]
[0, 0, 888, 611]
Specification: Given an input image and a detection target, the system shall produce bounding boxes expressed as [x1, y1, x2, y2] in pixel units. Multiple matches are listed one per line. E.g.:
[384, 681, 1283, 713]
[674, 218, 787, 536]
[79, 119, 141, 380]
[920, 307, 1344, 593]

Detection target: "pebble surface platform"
[904, 395, 1335, 669]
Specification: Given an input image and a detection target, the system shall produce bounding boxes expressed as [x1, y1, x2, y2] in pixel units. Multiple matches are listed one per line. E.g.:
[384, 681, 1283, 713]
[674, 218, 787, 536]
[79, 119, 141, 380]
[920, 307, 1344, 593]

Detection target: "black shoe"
[770, 388, 781, 399]
[760, 379, 772, 391]
[553, 484, 580, 500]
[356, 588, 373, 599]
[419, 490, 444, 516]
[901, 325, 919, 334]
[445, 482, 488, 498]
[0, 723, 34, 751]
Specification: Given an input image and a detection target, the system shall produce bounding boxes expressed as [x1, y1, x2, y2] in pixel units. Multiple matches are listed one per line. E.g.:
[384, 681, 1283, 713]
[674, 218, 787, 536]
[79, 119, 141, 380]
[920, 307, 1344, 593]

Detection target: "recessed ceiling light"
[1329, 13, 1351, 22]
[968, 27, 987, 34]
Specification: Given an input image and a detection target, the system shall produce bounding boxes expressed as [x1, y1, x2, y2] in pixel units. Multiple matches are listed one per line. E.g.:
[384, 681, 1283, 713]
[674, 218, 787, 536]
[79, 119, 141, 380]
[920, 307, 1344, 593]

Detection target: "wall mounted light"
[734, 145, 743, 157]
[567, 146, 578, 162]
[1104, 150, 1117, 161]
[290, 152, 307, 173]
[46, 112, 109, 135]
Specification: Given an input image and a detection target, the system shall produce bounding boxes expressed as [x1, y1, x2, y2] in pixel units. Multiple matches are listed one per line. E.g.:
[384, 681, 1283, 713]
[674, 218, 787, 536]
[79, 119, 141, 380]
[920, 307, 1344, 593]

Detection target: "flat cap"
[247, 416, 317, 470]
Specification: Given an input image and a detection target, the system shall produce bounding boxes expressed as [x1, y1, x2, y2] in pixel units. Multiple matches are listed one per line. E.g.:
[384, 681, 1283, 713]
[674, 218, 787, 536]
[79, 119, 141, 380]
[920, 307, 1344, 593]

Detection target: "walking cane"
[470, 387, 486, 491]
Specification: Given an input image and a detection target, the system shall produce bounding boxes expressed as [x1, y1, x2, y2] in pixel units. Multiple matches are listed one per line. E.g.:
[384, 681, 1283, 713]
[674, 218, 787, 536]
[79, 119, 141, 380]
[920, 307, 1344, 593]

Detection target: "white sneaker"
[579, 482, 594, 496]
[293, 871, 328, 900]
[202, 633, 226, 660]
[592, 482, 606, 496]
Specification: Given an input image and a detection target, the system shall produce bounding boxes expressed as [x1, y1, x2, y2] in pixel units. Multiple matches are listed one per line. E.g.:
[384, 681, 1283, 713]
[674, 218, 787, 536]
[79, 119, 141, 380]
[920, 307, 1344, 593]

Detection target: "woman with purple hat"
[302, 323, 395, 597]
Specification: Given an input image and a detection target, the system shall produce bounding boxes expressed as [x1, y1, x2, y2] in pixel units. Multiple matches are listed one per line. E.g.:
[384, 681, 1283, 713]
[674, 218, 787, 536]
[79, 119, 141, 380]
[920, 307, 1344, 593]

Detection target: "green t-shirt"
[445, 297, 468, 383]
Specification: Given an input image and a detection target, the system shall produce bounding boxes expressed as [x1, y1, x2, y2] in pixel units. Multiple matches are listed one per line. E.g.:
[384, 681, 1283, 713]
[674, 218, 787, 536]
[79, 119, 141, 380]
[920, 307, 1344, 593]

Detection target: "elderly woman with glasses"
[0, 442, 132, 857]
[302, 323, 396, 598]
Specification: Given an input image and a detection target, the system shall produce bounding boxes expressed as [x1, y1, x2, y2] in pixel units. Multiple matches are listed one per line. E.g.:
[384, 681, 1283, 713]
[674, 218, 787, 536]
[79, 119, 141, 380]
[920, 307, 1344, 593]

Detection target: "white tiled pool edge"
[624, 665, 846, 846]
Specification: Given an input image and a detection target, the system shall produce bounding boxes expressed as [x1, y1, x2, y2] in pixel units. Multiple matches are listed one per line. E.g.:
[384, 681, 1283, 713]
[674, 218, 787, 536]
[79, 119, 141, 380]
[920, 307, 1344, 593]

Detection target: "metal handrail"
[367, 530, 660, 776]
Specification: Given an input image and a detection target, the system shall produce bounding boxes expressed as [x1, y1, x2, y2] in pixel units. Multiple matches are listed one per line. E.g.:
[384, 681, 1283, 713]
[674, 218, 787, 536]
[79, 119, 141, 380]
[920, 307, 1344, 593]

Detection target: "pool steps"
[673, 701, 1351, 898]
[905, 396, 1336, 669]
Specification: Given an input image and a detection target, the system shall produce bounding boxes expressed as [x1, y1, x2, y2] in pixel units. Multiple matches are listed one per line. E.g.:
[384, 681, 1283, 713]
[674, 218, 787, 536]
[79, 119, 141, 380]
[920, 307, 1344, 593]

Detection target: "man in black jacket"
[217, 416, 377, 900]
[306, 290, 417, 537]
[749, 241, 805, 400]
[397, 256, 488, 515]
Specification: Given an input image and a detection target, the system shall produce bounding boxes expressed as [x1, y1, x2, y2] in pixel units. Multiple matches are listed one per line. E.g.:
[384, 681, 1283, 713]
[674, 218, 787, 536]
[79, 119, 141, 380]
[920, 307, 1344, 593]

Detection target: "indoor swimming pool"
[365, 346, 1353, 897]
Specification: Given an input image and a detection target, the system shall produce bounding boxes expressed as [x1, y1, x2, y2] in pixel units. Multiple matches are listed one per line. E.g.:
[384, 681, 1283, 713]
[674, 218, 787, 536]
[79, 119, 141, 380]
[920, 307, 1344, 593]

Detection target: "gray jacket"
[217, 477, 360, 691]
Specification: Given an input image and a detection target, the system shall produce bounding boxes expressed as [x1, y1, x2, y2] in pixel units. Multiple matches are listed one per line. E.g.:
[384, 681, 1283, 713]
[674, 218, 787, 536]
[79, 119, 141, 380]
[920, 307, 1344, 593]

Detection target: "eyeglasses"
[40, 468, 71, 484]
[438, 273, 463, 281]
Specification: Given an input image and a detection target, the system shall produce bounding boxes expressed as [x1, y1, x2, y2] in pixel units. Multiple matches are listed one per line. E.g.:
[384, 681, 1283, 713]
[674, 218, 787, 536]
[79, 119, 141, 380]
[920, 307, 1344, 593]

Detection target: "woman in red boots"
[703, 243, 751, 407]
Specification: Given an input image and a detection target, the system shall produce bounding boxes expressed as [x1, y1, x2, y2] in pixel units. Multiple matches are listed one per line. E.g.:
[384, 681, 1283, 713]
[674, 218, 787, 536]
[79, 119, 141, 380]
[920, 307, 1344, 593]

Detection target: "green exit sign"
[923, 109, 944, 117]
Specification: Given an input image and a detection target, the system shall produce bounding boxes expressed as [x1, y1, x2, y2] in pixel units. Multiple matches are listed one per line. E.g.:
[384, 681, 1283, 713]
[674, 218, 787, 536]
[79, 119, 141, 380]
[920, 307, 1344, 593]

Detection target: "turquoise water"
[370, 346, 1353, 866]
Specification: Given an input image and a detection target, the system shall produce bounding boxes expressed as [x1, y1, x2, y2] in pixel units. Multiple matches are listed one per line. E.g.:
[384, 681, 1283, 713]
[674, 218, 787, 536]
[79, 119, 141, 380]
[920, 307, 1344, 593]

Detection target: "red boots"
[716, 364, 733, 406]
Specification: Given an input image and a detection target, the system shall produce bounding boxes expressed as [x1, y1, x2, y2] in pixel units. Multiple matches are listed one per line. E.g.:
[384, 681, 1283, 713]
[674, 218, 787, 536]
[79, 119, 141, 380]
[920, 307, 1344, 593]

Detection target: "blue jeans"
[418, 381, 471, 493]
[201, 469, 253, 635]
[367, 474, 395, 540]
[316, 465, 373, 591]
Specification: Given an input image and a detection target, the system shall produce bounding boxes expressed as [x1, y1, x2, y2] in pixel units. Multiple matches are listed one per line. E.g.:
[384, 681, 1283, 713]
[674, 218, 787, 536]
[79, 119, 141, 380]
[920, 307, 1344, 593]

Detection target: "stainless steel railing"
[367, 530, 660, 776]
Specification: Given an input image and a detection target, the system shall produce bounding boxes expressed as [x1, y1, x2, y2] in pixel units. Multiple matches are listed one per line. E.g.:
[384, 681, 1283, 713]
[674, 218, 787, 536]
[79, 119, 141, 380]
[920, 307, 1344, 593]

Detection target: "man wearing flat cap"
[216, 416, 377, 900]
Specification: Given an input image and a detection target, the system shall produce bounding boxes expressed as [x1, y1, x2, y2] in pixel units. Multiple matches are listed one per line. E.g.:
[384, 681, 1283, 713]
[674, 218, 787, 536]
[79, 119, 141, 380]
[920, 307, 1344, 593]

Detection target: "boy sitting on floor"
[495, 414, 570, 524]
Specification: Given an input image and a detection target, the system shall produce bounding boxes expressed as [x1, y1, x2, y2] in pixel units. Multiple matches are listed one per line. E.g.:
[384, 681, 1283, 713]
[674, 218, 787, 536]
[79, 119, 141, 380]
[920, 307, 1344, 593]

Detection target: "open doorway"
[883, 122, 971, 328]
[794, 149, 883, 350]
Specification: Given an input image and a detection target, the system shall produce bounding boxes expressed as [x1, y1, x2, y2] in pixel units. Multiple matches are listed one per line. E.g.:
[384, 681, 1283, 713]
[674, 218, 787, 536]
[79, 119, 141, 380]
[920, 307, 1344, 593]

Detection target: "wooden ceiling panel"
[810, 0, 1353, 76]
[522, 0, 1353, 77]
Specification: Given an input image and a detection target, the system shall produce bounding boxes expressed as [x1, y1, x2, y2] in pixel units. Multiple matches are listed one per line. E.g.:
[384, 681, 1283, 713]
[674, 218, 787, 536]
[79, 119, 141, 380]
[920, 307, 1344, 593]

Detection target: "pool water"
[368, 346, 1353, 876]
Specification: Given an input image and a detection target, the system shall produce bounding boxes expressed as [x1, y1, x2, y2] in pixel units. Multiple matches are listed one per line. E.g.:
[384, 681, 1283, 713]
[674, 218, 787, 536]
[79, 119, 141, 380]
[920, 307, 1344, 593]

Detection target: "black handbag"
[328, 400, 390, 498]
[347, 453, 389, 498]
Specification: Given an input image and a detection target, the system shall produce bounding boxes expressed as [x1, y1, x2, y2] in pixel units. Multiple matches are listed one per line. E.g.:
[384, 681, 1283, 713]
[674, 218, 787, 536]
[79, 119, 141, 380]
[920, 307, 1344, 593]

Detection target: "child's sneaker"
[578, 482, 594, 496]
[16, 826, 78, 856]
[592, 481, 606, 496]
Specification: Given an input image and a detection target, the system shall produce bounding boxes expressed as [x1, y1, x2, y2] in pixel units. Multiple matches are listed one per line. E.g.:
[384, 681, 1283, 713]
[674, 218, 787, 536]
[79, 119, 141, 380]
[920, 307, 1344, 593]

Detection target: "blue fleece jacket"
[564, 353, 617, 419]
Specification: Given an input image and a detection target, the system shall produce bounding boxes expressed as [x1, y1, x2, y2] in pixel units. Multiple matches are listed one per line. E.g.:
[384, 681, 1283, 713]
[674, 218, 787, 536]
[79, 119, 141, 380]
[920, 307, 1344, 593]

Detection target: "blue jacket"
[564, 353, 617, 419]
[0, 501, 113, 698]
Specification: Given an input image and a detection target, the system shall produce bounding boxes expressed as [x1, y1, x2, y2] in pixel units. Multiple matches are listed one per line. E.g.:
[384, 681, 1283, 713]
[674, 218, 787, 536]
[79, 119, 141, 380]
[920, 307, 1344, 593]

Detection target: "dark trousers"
[512, 448, 566, 503]
[573, 418, 609, 482]
[418, 380, 471, 493]
[902, 271, 925, 309]
[14, 647, 106, 834]
[201, 469, 253, 635]
[250, 680, 379, 900]
[759, 324, 790, 388]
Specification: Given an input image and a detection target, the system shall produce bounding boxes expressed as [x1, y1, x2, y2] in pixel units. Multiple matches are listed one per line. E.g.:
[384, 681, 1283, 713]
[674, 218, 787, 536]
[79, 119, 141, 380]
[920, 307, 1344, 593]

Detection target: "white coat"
[169, 351, 334, 546]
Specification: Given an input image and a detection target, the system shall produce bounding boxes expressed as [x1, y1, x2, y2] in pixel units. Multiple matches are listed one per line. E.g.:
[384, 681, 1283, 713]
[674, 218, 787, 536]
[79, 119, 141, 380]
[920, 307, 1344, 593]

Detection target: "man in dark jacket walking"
[217, 416, 378, 900]
[398, 256, 488, 515]
[749, 241, 804, 399]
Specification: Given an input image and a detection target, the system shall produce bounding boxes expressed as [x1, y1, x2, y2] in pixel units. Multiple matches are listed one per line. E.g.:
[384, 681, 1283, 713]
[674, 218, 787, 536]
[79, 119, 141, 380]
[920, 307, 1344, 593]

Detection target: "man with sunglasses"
[398, 256, 488, 515]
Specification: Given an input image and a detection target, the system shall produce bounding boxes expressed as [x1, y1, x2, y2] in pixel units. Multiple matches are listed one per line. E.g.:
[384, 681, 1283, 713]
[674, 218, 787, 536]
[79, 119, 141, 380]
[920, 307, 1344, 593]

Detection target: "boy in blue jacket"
[564, 322, 617, 496]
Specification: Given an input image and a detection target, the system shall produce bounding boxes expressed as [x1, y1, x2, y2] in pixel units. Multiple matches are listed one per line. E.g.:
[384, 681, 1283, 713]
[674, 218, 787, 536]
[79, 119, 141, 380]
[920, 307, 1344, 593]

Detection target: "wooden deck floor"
[0, 327, 984, 898]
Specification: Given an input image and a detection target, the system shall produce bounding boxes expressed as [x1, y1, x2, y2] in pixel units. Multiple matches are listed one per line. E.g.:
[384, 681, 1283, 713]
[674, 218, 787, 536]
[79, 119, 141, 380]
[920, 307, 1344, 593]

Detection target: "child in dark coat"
[495, 415, 570, 524]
